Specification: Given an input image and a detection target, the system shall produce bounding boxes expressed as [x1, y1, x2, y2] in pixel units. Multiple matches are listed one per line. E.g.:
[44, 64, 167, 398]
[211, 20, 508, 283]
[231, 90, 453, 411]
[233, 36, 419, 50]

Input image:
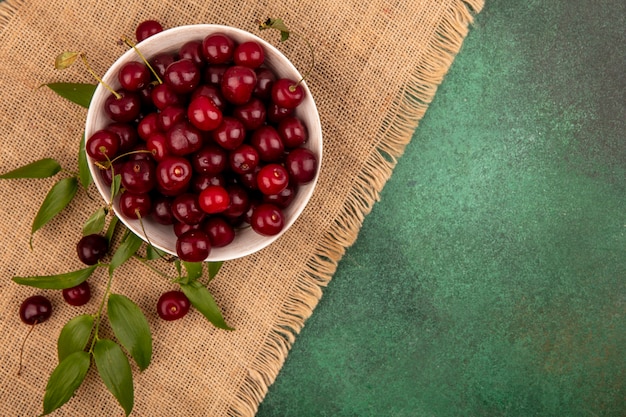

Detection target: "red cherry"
[202, 33, 235, 64]
[136, 20, 163, 42]
[187, 96, 223, 131]
[62, 281, 91, 306]
[250, 203, 285, 236]
[176, 230, 211, 262]
[234, 41, 265, 68]
[198, 185, 230, 214]
[271, 78, 304, 109]
[157, 291, 190, 321]
[221, 65, 257, 105]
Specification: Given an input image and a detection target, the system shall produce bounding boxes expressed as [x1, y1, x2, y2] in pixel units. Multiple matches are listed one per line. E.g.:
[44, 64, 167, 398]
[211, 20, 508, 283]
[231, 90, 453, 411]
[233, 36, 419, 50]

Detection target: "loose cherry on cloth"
[0, 0, 484, 416]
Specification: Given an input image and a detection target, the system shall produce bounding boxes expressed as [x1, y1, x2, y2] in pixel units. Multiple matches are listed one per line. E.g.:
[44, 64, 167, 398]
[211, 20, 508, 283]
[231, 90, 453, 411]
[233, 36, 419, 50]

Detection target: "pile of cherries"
[86, 20, 318, 263]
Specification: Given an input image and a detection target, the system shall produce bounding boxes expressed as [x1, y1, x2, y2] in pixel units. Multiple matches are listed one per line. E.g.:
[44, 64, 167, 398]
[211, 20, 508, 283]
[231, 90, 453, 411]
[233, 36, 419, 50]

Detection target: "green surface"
[257, 1, 625, 416]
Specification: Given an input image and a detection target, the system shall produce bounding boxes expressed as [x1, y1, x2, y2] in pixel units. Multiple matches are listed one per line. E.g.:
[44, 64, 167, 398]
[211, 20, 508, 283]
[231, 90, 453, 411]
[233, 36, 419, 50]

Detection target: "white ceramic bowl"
[85, 24, 322, 261]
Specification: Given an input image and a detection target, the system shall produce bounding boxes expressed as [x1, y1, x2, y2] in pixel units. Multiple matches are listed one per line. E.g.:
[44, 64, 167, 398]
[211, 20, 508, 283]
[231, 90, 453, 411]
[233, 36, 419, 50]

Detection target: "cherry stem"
[121, 36, 163, 85]
[80, 53, 121, 99]
[89, 266, 115, 354]
[133, 255, 174, 280]
[17, 321, 38, 376]
[289, 32, 315, 89]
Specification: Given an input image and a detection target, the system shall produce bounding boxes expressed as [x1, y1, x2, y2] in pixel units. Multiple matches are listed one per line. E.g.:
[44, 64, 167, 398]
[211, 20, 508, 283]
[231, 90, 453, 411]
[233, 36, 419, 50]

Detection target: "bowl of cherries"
[84, 23, 322, 262]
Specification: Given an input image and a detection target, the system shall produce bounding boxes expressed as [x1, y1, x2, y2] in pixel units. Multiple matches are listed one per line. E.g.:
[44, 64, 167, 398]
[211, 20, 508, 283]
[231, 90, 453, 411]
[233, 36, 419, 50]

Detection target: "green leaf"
[105, 215, 119, 244]
[183, 261, 203, 281]
[41, 351, 90, 416]
[280, 31, 290, 42]
[109, 231, 143, 274]
[174, 259, 182, 278]
[108, 294, 152, 371]
[45, 82, 96, 108]
[57, 314, 94, 362]
[180, 281, 234, 330]
[111, 174, 122, 200]
[0, 158, 61, 179]
[93, 339, 134, 416]
[207, 261, 223, 281]
[31, 177, 78, 240]
[54, 52, 81, 70]
[146, 244, 166, 260]
[13, 265, 97, 290]
[83, 207, 107, 236]
[78, 133, 92, 189]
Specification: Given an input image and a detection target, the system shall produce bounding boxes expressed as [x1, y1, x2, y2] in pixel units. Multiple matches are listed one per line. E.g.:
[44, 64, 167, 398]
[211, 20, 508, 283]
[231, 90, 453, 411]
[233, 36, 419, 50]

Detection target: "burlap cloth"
[0, 0, 482, 415]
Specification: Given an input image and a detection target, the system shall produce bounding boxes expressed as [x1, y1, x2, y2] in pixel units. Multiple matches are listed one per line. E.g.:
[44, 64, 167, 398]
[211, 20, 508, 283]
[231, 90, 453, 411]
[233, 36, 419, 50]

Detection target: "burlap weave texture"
[0, 0, 482, 415]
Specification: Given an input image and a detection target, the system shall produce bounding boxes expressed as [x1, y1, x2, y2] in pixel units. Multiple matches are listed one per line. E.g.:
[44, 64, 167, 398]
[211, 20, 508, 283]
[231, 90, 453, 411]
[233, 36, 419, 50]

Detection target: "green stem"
[121, 36, 163, 85]
[80, 53, 120, 99]
[133, 255, 173, 280]
[289, 32, 315, 89]
[88, 264, 113, 354]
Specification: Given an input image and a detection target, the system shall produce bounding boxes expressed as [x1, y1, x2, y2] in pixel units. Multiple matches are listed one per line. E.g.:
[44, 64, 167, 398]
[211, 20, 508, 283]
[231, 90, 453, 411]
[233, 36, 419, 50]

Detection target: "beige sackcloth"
[0, 0, 483, 415]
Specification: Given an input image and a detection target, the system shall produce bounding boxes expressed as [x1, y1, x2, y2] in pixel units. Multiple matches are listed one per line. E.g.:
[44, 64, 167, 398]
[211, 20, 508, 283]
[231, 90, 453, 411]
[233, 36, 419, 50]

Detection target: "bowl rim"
[85, 23, 323, 262]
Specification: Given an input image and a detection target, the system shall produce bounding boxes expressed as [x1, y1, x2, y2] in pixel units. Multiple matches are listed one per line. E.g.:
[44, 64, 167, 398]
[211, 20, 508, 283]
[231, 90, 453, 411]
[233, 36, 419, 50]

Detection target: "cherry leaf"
[107, 294, 152, 371]
[207, 261, 223, 281]
[31, 177, 78, 243]
[146, 245, 166, 260]
[83, 207, 107, 236]
[45, 82, 96, 108]
[57, 314, 94, 362]
[180, 281, 234, 330]
[183, 261, 203, 281]
[93, 339, 134, 417]
[109, 231, 143, 274]
[12, 265, 97, 290]
[78, 133, 93, 189]
[41, 351, 91, 416]
[54, 52, 81, 70]
[111, 173, 122, 201]
[0, 158, 61, 179]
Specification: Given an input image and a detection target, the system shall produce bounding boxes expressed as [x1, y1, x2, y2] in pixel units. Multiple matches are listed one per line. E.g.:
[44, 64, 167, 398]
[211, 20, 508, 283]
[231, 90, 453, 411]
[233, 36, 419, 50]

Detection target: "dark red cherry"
[165, 121, 204, 156]
[250, 126, 284, 162]
[151, 83, 184, 110]
[158, 105, 187, 132]
[233, 98, 266, 130]
[136, 20, 163, 42]
[191, 173, 226, 193]
[120, 159, 156, 194]
[164, 59, 201, 94]
[250, 203, 285, 236]
[104, 90, 142, 123]
[191, 145, 228, 175]
[106, 122, 139, 152]
[191, 84, 228, 111]
[203, 217, 235, 247]
[266, 102, 295, 123]
[187, 95, 223, 131]
[263, 184, 297, 208]
[150, 52, 177, 79]
[173, 221, 200, 237]
[229, 144, 259, 174]
[212, 117, 246, 150]
[157, 291, 190, 321]
[271, 78, 304, 109]
[171, 193, 206, 225]
[146, 132, 170, 162]
[257, 164, 290, 195]
[176, 230, 211, 262]
[119, 61, 151, 91]
[253, 67, 276, 100]
[221, 65, 257, 105]
[19, 295, 52, 325]
[286, 147, 318, 184]
[203, 64, 229, 85]
[156, 156, 193, 195]
[119, 191, 152, 219]
[151, 195, 175, 225]
[277, 116, 308, 148]
[77, 234, 108, 265]
[222, 184, 250, 218]
[86, 129, 120, 161]
[62, 281, 91, 306]
[179, 40, 205, 68]
[202, 33, 235, 64]
[233, 41, 265, 68]
[198, 185, 230, 214]
[137, 112, 161, 141]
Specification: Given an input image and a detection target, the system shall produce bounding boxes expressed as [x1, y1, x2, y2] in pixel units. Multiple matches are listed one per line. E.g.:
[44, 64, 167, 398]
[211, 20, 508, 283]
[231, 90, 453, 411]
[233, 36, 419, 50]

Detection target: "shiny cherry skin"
[198, 185, 230, 214]
[203, 64, 229, 86]
[179, 40, 205, 68]
[253, 67, 276, 100]
[171, 193, 206, 225]
[229, 144, 259, 174]
[263, 184, 297, 209]
[119, 191, 152, 219]
[164, 58, 201, 94]
[165, 121, 204, 156]
[119, 61, 151, 91]
[137, 112, 161, 140]
[176, 230, 211, 262]
[77, 234, 109, 265]
[62, 281, 91, 306]
[191, 84, 228, 111]
[233, 98, 266, 130]
[250, 203, 285, 236]
[187, 95, 223, 131]
[212, 117, 246, 150]
[156, 156, 193, 195]
[151, 195, 175, 225]
[286, 147, 318, 184]
[257, 164, 290, 195]
[151, 83, 184, 110]
[221, 65, 257, 105]
[250, 126, 284, 162]
[19, 295, 52, 325]
[150, 52, 177, 79]
[158, 105, 187, 132]
[157, 291, 190, 321]
[104, 90, 142, 123]
[234, 41, 265, 68]
[203, 217, 236, 247]
[106, 122, 139, 152]
[86, 129, 120, 162]
[271, 78, 304, 109]
[191, 145, 228, 175]
[202, 33, 235, 64]
[267, 102, 295, 124]
[222, 184, 250, 218]
[136, 20, 163, 42]
[120, 159, 156, 194]
[277, 116, 308, 148]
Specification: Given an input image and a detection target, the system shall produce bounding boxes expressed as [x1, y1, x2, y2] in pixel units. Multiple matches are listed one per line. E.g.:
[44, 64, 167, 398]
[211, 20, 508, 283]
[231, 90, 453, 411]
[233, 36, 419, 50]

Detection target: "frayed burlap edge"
[0, 0, 484, 415]
[229, 0, 484, 415]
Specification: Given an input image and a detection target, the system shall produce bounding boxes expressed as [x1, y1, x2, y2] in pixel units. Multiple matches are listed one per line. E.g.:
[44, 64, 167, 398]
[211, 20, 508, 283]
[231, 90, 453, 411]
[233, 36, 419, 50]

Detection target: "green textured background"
[257, 0, 625, 416]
